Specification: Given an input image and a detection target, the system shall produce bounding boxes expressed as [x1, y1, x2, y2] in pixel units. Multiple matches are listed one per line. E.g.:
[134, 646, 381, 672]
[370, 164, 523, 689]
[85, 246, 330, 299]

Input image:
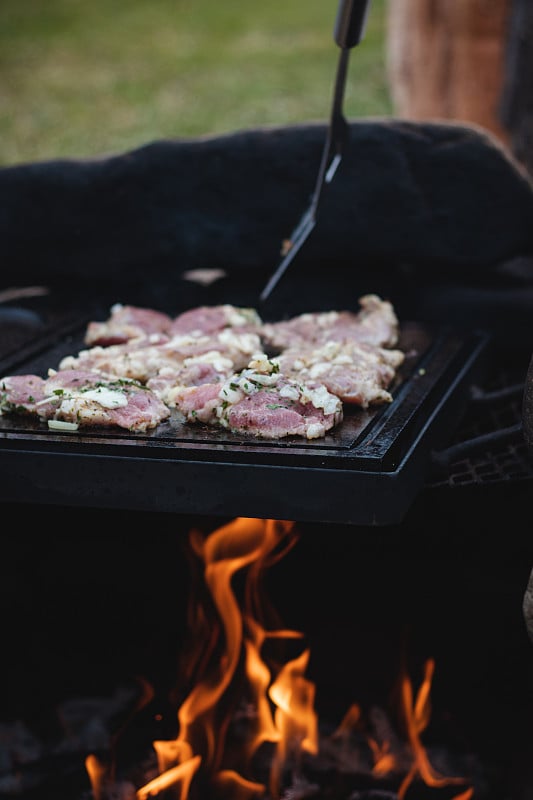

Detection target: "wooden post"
[500, 0, 533, 176]
[386, 0, 512, 146]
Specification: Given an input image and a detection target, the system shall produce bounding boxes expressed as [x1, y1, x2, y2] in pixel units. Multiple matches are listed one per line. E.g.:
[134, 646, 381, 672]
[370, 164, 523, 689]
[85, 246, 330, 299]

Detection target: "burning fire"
[86, 517, 474, 800]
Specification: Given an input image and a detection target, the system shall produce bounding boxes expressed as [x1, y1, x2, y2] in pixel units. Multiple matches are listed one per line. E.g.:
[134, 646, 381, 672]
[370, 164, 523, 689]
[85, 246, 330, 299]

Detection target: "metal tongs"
[260, 0, 371, 303]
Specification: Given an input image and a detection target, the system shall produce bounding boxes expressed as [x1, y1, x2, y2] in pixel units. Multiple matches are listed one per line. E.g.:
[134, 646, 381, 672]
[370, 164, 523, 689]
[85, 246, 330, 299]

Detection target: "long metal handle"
[259, 0, 372, 304]
[334, 0, 370, 48]
[313, 0, 371, 206]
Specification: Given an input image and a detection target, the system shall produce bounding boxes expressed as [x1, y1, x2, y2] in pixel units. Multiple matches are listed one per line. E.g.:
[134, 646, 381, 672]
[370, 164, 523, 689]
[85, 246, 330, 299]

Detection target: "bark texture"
[386, 0, 512, 145]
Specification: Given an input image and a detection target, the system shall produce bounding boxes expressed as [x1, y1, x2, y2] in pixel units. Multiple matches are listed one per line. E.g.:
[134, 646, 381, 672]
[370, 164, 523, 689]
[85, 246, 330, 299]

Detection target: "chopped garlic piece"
[301, 384, 342, 415]
[219, 383, 243, 404]
[80, 387, 128, 408]
[48, 419, 80, 432]
[306, 423, 325, 439]
[279, 385, 300, 401]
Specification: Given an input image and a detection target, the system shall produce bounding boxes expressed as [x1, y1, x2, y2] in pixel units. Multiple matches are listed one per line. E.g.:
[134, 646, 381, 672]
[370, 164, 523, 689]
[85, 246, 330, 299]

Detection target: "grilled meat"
[1, 369, 170, 432]
[259, 294, 400, 351]
[1, 295, 404, 439]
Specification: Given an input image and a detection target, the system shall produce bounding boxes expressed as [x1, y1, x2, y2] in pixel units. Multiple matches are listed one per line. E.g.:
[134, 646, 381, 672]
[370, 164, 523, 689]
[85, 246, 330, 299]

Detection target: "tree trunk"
[386, 0, 512, 146]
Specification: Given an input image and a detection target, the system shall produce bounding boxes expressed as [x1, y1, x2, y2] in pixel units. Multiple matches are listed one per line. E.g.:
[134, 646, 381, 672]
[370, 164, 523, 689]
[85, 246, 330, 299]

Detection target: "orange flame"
[136, 754, 201, 800]
[269, 649, 318, 758]
[332, 703, 362, 736]
[212, 769, 266, 799]
[268, 647, 318, 798]
[451, 790, 475, 800]
[241, 618, 282, 758]
[136, 517, 308, 799]
[85, 518, 474, 800]
[397, 658, 469, 800]
[85, 754, 106, 800]
[370, 739, 398, 777]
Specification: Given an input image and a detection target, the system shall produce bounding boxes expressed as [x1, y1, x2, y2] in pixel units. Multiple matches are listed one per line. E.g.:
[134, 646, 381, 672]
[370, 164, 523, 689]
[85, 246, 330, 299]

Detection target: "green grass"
[0, 0, 391, 166]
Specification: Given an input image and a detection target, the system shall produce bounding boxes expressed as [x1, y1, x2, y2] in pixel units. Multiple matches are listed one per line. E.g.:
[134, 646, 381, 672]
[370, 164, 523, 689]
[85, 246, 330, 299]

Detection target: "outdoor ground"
[0, 0, 390, 166]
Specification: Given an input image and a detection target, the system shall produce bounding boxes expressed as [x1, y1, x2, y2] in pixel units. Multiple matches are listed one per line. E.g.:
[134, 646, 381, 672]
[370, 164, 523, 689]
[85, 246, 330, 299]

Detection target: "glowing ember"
[86, 517, 475, 800]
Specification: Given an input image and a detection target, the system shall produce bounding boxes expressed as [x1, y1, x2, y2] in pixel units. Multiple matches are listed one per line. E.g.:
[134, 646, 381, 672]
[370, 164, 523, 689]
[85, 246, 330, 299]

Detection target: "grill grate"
[437, 441, 533, 488]
[427, 361, 533, 488]
[0, 312, 490, 525]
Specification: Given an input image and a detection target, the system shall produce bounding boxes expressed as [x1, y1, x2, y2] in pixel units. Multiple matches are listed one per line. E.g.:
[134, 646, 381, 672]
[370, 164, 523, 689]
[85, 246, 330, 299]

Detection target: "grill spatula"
[259, 0, 371, 303]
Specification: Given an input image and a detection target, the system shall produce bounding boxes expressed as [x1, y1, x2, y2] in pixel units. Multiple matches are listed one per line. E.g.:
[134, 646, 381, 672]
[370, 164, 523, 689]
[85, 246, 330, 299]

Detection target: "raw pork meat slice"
[167, 382, 224, 424]
[1, 369, 170, 432]
[84, 304, 173, 346]
[215, 354, 343, 439]
[276, 339, 405, 407]
[169, 304, 262, 336]
[158, 329, 262, 371]
[60, 330, 262, 382]
[59, 336, 175, 383]
[0, 374, 57, 417]
[146, 352, 234, 407]
[259, 294, 400, 351]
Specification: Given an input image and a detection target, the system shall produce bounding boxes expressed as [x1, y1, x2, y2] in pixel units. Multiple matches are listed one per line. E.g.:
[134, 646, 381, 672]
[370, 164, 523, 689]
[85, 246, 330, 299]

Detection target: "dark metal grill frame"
[0, 305, 490, 525]
[428, 367, 532, 489]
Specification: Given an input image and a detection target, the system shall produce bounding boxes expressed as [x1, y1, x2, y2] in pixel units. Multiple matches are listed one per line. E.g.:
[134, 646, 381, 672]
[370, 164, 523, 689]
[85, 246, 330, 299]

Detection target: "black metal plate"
[0, 315, 489, 525]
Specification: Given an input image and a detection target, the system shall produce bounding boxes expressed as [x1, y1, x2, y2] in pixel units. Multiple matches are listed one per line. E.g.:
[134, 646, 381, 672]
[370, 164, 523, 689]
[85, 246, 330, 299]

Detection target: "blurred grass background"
[0, 0, 391, 166]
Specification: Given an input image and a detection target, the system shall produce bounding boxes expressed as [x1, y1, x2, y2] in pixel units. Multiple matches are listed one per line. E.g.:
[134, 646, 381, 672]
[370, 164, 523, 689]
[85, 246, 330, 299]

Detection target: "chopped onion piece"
[48, 419, 80, 432]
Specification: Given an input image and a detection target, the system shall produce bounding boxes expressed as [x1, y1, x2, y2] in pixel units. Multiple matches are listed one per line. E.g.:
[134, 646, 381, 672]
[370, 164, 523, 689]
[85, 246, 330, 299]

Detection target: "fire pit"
[0, 293, 490, 526]
[1, 119, 533, 800]
[1, 507, 532, 800]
